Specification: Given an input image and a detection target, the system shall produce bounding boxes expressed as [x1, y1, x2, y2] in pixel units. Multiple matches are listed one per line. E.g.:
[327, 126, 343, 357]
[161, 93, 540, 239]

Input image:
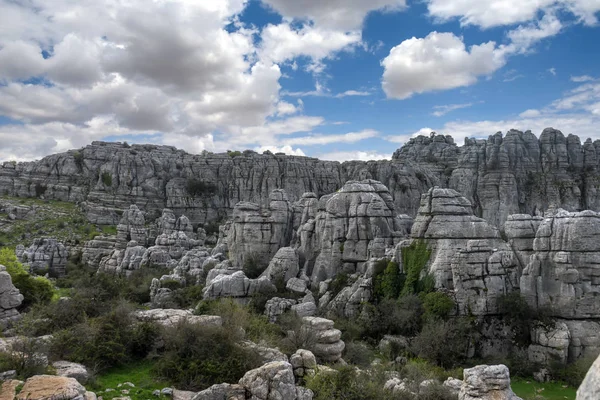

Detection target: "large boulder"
[16, 375, 89, 400]
[301, 317, 344, 363]
[458, 364, 521, 400]
[202, 271, 276, 301]
[261, 247, 300, 286]
[52, 361, 90, 384]
[238, 361, 307, 400]
[577, 353, 600, 399]
[133, 309, 222, 328]
[0, 268, 23, 329]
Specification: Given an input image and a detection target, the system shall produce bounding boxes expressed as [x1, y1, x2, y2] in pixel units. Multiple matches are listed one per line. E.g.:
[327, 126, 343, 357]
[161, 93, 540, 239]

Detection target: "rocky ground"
[1, 130, 600, 399]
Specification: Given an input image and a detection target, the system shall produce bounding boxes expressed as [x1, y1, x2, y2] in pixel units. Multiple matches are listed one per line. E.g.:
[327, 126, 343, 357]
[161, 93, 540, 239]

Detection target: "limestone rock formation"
[301, 317, 345, 363]
[192, 383, 245, 400]
[297, 180, 403, 285]
[228, 190, 294, 270]
[290, 349, 317, 379]
[16, 375, 89, 400]
[202, 271, 276, 301]
[521, 209, 600, 319]
[577, 352, 600, 399]
[116, 205, 147, 248]
[81, 235, 117, 270]
[410, 187, 503, 289]
[0, 267, 23, 329]
[133, 309, 222, 328]
[261, 247, 300, 286]
[3, 129, 600, 229]
[458, 364, 521, 400]
[238, 361, 302, 400]
[52, 361, 90, 384]
[17, 238, 68, 276]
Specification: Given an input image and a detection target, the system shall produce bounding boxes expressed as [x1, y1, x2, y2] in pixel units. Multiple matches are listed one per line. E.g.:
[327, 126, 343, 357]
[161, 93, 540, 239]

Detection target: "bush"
[73, 151, 84, 170]
[372, 260, 404, 301]
[411, 318, 474, 369]
[49, 301, 159, 371]
[227, 150, 242, 158]
[343, 341, 375, 368]
[0, 336, 48, 379]
[550, 355, 598, 387]
[329, 272, 349, 298]
[401, 240, 432, 296]
[153, 322, 260, 390]
[101, 171, 112, 187]
[422, 292, 455, 320]
[0, 248, 54, 309]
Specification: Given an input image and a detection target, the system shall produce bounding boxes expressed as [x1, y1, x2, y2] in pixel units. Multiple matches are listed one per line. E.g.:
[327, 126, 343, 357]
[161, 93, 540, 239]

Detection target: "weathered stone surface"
[321, 275, 371, 318]
[52, 361, 90, 384]
[411, 187, 501, 289]
[192, 383, 245, 400]
[521, 209, 600, 319]
[264, 297, 297, 322]
[18, 238, 68, 276]
[202, 271, 276, 301]
[16, 375, 87, 400]
[3, 129, 600, 230]
[261, 247, 299, 285]
[228, 190, 294, 270]
[81, 235, 117, 270]
[301, 317, 344, 362]
[290, 349, 317, 379]
[238, 361, 298, 400]
[0, 380, 24, 400]
[452, 240, 519, 316]
[297, 180, 402, 285]
[0, 267, 23, 329]
[504, 214, 543, 269]
[133, 309, 222, 328]
[116, 205, 147, 249]
[528, 322, 571, 365]
[241, 341, 288, 364]
[577, 353, 600, 399]
[459, 364, 521, 400]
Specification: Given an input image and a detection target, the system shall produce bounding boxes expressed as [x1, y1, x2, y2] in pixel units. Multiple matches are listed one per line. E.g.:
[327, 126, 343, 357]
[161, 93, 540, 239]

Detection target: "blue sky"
[0, 0, 599, 161]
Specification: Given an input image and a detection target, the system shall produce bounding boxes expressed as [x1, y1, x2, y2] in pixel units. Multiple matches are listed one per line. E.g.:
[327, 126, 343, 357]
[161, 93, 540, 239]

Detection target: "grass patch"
[511, 378, 576, 400]
[92, 360, 172, 400]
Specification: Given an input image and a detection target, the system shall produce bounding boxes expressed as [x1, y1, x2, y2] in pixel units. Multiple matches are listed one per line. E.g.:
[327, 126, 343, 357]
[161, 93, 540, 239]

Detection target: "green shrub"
[550, 355, 598, 387]
[401, 240, 431, 296]
[329, 272, 349, 297]
[0, 248, 54, 309]
[186, 179, 217, 197]
[411, 318, 474, 369]
[169, 285, 205, 309]
[372, 261, 404, 301]
[101, 171, 112, 187]
[227, 150, 242, 158]
[343, 341, 375, 368]
[153, 322, 260, 390]
[73, 151, 84, 170]
[0, 336, 48, 379]
[422, 292, 455, 320]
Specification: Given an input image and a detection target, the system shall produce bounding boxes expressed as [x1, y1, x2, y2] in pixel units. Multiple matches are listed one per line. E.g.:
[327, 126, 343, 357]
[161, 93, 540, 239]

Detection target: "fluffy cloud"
[425, 0, 600, 28]
[381, 32, 506, 99]
[571, 75, 595, 82]
[260, 23, 361, 65]
[255, 145, 306, 156]
[260, 0, 406, 31]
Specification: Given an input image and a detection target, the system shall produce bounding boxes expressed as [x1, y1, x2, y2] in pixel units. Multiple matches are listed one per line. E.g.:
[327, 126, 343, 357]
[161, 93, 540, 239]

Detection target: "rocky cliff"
[2, 128, 600, 229]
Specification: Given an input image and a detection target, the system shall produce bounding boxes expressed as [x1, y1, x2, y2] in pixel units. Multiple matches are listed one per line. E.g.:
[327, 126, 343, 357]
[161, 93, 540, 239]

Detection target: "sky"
[0, 0, 599, 162]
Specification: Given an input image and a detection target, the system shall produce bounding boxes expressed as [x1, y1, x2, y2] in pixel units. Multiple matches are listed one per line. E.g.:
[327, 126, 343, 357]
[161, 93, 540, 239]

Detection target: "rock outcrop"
[0, 267, 23, 329]
[301, 317, 345, 363]
[577, 353, 600, 399]
[228, 190, 294, 270]
[16, 375, 90, 400]
[458, 364, 521, 400]
[297, 180, 403, 285]
[202, 271, 276, 301]
[17, 238, 68, 276]
[3, 129, 600, 229]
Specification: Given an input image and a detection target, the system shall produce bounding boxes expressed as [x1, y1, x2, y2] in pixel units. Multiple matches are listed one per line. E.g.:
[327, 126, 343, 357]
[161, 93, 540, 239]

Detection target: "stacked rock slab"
[17, 238, 68, 276]
[202, 271, 276, 301]
[297, 180, 402, 285]
[458, 364, 522, 400]
[410, 187, 502, 289]
[301, 317, 344, 363]
[503, 214, 544, 269]
[116, 205, 147, 249]
[228, 189, 294, 269]
[0, 267, 23, 329]
[81, 235, 117, 269]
